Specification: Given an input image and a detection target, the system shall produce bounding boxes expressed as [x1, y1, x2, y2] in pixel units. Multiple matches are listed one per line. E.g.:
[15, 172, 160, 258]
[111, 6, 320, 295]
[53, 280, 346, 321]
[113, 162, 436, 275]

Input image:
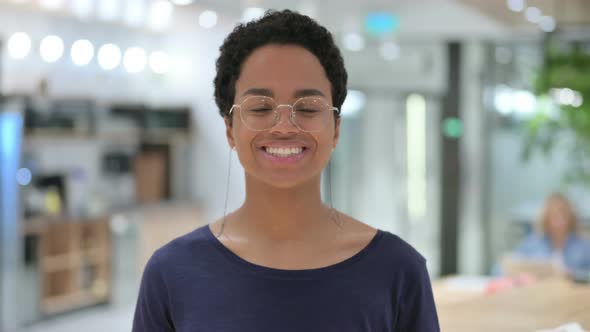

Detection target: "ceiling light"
[124, 0, 146, 27]
[149, 0, 174, 30]
[97, 0, 119, 21]
[7, 32, 32, 59]
[199, 10, 218, 29]
[40, 35, 64, 63]
[539, 16, 556, 32]
[343, 33, 365, 52]
[70, 0, 93, 18]
[71, 39, 94, 66]
[507, 0, 525, 12]
[525, 7, 542, 23]
[97, 43, 122, 70]
[39, 0, 63, 10]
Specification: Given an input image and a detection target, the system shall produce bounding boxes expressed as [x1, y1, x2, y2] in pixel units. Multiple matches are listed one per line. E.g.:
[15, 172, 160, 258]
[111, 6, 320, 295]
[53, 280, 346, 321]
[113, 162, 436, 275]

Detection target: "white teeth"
[264, 147, 304, 157]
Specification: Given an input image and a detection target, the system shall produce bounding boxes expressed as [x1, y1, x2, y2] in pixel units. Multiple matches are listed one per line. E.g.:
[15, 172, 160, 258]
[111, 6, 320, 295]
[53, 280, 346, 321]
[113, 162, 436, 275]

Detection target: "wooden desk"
[436, 279, 590, 331]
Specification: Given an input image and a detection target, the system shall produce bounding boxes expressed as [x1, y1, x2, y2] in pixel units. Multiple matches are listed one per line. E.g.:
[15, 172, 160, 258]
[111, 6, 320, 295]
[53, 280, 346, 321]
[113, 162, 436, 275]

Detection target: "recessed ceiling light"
[525, 7, 542, 23]
[71, 39, 94, 66]
[40, 35, 65, 63]
[539, 16, 556, 32]
[199, 10, 218, 29]
[507, 0, 525, 12]
[7, 32, 32, 59]
[98, 43, 122, 70]
[343, 33, 365, 52]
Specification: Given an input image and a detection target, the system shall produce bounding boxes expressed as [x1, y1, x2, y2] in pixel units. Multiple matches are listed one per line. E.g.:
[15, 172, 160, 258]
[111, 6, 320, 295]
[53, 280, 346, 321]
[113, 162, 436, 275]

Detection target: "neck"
[232, 173, 334, 242]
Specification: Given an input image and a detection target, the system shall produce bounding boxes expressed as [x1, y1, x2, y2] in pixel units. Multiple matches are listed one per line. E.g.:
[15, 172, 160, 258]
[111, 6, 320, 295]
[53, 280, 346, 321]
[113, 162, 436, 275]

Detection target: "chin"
[262, 177, 308, 189]
[252, 171, 319, 190]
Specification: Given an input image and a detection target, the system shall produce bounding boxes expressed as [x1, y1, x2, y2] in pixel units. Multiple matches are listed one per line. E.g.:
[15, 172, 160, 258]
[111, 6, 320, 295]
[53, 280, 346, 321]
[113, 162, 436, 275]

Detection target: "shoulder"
[340, 213, 426, 268]
[378, 230, 428, 276]
[570, 234, 590, 249]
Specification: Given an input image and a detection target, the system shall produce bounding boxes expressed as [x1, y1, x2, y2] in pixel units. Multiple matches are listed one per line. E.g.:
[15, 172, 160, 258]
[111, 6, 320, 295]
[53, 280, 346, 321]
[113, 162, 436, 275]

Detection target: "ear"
[333, 116, 341, 148]
[224, 116, 235, 149]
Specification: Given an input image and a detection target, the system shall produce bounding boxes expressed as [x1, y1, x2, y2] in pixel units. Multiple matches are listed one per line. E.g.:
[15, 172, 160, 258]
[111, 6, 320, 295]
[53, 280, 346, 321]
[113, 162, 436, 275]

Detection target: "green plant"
[523, 42, 590, 185]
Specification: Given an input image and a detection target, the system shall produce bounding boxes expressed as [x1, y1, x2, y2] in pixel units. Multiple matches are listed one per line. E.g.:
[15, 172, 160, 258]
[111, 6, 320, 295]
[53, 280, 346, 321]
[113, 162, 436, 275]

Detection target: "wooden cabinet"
[37, 218, 112, 315]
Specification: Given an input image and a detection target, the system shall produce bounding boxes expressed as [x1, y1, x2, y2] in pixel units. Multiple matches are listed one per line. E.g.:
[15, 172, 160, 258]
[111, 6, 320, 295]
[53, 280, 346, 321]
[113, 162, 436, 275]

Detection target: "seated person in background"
[504, 193, 590, 278]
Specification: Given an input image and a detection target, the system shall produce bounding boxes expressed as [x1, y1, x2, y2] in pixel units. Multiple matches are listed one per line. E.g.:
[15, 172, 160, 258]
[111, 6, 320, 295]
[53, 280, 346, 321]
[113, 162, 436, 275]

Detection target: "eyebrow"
[241, 88, 274, 97]
[293, 89, 326, 98]
[240, 88, 327, 99]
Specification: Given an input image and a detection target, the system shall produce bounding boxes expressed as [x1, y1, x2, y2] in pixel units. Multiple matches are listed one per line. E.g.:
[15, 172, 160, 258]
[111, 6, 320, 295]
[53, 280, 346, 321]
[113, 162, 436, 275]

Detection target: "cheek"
[232, 127, 255, 153]
[312, 134, 336, 165]
[312, 132, 334, 148]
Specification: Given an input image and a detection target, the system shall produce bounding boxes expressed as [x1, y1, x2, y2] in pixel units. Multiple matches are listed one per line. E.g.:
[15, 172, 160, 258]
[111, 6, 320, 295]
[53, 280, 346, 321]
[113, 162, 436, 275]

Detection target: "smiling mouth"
[262, 146, 308, 157]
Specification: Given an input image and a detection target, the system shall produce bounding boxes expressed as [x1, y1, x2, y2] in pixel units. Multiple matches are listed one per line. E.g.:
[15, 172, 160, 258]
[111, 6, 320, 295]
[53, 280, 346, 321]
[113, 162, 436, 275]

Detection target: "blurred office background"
[0, 0, 589, 331]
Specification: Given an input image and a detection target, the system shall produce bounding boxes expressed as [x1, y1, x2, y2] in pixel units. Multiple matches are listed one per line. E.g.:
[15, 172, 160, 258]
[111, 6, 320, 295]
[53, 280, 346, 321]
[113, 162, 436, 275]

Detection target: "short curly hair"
[213, 9, 348, 126]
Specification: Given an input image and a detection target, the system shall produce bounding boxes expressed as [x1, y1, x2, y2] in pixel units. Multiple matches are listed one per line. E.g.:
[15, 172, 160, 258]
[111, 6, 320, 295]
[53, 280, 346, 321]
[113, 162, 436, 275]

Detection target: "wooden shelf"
[38, 218, 112, 315]
[40, 247, 109, 272]
[41, 291, 109, 316]
[41, 253, 78, 272]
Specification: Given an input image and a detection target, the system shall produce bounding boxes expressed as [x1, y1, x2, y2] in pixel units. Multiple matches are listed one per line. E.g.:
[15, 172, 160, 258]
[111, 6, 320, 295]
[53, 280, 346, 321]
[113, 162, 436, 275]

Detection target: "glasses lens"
[241, 96, 277, 130]
[293, 97, 332, 132]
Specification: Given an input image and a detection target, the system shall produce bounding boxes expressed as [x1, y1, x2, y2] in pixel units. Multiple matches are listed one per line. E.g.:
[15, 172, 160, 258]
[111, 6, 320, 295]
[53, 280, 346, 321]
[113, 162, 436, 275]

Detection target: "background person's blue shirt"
[132, 224, 440, 332]
[512, 233, 590, 275]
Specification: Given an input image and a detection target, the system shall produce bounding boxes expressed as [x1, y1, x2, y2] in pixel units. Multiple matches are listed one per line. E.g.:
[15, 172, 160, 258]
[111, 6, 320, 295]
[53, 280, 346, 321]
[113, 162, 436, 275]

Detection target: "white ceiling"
[1, 0, 588, 39]
[457, 0, 590, 27]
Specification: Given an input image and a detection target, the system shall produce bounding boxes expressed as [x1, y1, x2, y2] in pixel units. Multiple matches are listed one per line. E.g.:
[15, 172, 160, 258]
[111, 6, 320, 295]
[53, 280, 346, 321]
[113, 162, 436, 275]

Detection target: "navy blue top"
[132, 224, 440, 332]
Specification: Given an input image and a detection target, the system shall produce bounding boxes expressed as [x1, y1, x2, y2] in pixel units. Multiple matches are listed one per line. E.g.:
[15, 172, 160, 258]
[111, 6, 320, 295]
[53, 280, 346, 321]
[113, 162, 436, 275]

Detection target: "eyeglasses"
[229, 96, 340, 132]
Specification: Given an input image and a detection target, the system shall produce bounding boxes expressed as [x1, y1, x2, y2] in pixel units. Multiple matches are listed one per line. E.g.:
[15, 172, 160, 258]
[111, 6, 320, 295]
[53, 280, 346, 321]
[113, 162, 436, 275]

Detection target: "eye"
[247, 108, 273, 117]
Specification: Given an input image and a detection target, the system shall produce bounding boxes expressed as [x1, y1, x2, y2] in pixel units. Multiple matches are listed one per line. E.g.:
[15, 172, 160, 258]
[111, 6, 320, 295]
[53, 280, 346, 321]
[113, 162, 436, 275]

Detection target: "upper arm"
[397, 260, 440, 331]
[132, 251, 175, 332]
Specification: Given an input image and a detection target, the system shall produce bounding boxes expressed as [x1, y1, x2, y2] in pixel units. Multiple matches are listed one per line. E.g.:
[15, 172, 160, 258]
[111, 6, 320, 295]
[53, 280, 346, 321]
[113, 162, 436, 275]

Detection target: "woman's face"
[546, 201, 572, 239]
[225, 44, 340, 189]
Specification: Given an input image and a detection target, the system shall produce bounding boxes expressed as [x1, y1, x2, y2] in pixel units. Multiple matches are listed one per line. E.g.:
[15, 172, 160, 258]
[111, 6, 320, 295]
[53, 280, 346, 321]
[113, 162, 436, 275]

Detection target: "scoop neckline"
[203, 224, 384, 280]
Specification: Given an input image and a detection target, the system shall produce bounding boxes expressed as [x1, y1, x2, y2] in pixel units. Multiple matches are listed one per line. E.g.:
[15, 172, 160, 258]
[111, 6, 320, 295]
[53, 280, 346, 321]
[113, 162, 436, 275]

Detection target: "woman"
[509, 193, 590, 277]
[133, 10, 439, 331]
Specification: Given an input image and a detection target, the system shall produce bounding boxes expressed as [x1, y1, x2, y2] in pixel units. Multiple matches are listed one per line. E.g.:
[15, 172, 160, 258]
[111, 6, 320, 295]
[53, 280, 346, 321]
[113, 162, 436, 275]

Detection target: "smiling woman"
[133, 9, 440, 332]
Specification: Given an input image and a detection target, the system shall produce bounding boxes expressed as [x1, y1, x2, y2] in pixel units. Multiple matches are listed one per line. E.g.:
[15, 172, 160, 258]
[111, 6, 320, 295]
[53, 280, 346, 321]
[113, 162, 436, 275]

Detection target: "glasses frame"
[228, 95, 340, 132]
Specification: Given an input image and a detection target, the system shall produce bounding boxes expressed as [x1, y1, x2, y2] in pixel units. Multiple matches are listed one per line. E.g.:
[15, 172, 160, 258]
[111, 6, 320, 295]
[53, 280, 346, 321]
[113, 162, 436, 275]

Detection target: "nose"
[270, 106, 299, 133]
